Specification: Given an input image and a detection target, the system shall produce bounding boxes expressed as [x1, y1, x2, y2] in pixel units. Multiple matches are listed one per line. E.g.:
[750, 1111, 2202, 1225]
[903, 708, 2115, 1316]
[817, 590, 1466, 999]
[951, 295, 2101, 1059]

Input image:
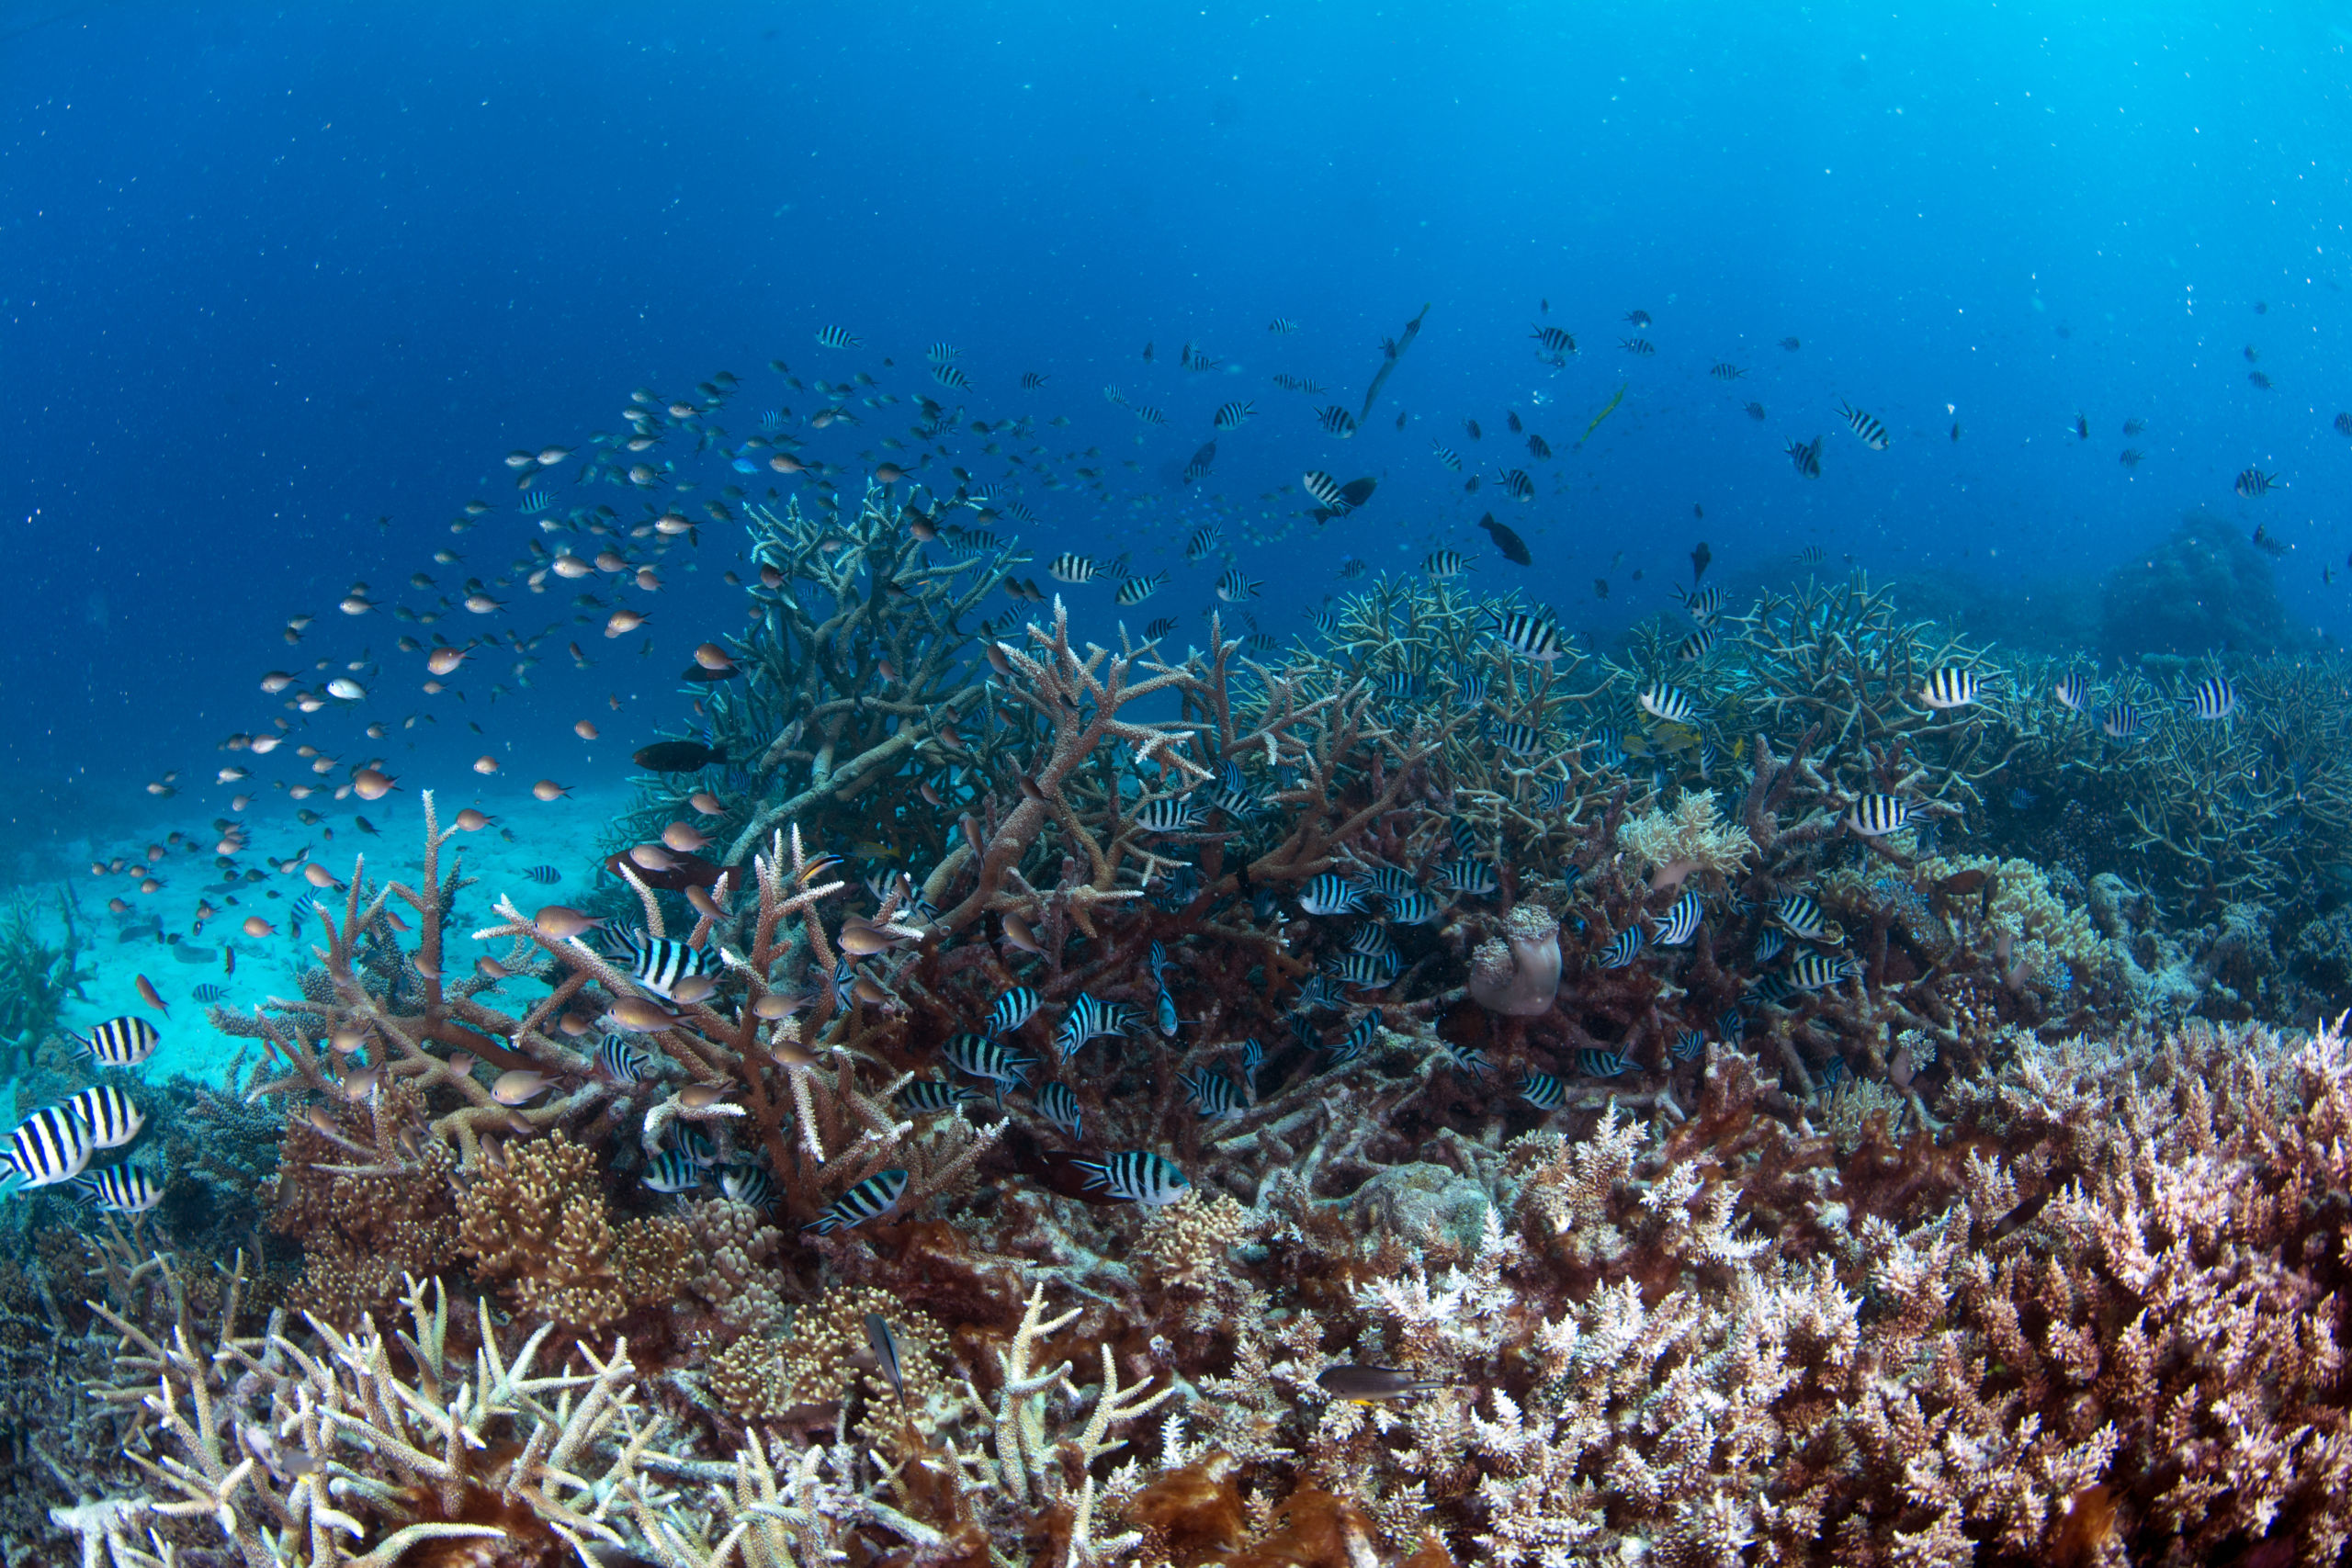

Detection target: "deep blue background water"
[5, 0, 2350, 866]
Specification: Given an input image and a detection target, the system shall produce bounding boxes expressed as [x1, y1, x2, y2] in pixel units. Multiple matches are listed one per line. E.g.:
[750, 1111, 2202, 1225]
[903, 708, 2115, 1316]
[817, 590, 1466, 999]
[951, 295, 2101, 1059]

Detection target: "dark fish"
[1690, 541, 1712, 582]
[1620, 337, 1656, 355]
[1623, 310, 1653, 327]
[1337, 477, 1376, 508]
[1527, 433, 1551, 459]
[1182, 442, 1217, 483]
[1786, 436, 1823, 479]
[1593, 578, 1610, 599]
[633, 739, 727, 772]
[1464, 419, 1482, 440]
[524, 865, 562, 885]
[2235, 468, 2280, 500]
[190, 983, 229, 1003]
[2335, 412, 2352, 438]
[2074, 413, 2091, 440]
[1709, 362, 1745, 380]
[2250, 370, 2273, 389]
[1743, 401, 1766, 421]
[2120, 449, 2143, 469]
[1507, 411, 1523, 434]
[1778, 336, 1800, 351]
[1478, 514, 1532, 566]
[1317, 1365, 1451, 1402]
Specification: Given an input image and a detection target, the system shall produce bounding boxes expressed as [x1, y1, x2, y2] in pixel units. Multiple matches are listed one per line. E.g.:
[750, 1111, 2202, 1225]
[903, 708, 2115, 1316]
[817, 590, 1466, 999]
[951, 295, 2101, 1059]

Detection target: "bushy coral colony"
[12, 484, 2352, 1566]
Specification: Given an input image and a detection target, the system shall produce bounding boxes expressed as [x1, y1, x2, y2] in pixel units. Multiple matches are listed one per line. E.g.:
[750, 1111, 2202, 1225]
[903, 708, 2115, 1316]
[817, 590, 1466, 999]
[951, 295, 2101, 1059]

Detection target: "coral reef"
[2098, 513, 2293, 659]
[23, 546, 2352, 1566]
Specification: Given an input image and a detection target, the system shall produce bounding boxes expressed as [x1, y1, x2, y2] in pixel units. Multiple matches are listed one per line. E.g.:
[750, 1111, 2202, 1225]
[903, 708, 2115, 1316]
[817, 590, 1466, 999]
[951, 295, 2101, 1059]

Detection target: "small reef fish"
[804, 1168, 910, 1234]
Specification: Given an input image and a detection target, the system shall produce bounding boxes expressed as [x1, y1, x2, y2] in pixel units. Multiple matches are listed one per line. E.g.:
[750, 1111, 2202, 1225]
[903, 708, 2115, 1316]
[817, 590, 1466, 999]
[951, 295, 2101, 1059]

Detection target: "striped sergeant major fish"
[1035, 1081, 1083, 1141]
[814, 325, 862, 349]
[925, 341, 961, 365]
[77, 1165, 164, 1213]
[1052, 994, 1135, 1061]
[1620, 337, 1655, 355]
[1718, 1008, 1747, 1043]
[1918, 668, 1987, 709]
[804, 1168, 910, 1234]
[1238, 1036, 1265, 1089]
[1786, 435, 1823, 478]
[598, 1037, 653, 1084]
[1597, 927, 1646, 969]
[1347, 924, 1396, 960]
[1317, 405, 1359, 437]
[1216, 569, 1262, 603]
[2, 1106, 91, 1188]
[984, 987, 1044, 1037]
[1114, 571, 1167, 606]
[720, 1164, 779, 1212]
[1423, 549, 1471, 579]
[2180, 674, 2236, 721]
[644, 1150, 703, 1193]
[1328, 1009, 1384, 1066]
[931, 362, 972, 391]
[1577, 1047, 1632, 1077]
[1671, 1028, 1706, 1062]
[2052, 672, 2090, 712]
[1846, 795, 1914, 837]
[1326, 952, 1399, 987]
[1046, 553, 1100, 583]
[1652, 890, 1702, 947]
[1268, 316, 1300, 333]
[1299, 874, 1368, 916]
[1068, 1150, 1190, 1204]
[1185, 524, 1223, 561]
[1786, 953, 1858, 991]
[1136, 795, 1206, 833]
[1132, 404, 1168, 425]
[1440, 859, 1498, 896]
[1292, 974, 1342, 1013]
[1182, 443, 1217, 482]
[1675, 585, 1724, 624]
[1303, 469, 1347, 510]
[897, 1078, 982, 1115]
[74, 1017, 160, 1069]
[1531, 324, 1577, 358]
[595, 927, 719, 1001]
[1638, 682, 1699, 725]
[1838, 400, 1891, 450]
[1677, 626, 1719, 662]
[1517, 1071, 1567, 1111]
[1770, 895, 1829, 942]
[1178, 1066, 1248, 1121]
[944, 1032, 1035, 1089]
[1492, 609, 1566, 661]
[1383, 888, 1441, 925]
[1430, 441, 1464, 471]
[1757, 928, 1789, 963]
[1021, 371, 1048, 389]
[1497, 468, 1535, 502]
[2101, 703, 2144, 739]
[1213, 400, 1256, 430]
[2234, 467, 2279, 499]
[65, 1085, 142, 1149]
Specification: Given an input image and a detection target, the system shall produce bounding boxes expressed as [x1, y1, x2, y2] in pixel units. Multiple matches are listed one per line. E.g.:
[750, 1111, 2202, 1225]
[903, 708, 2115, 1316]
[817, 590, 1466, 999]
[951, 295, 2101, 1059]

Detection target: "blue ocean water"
[2, 0, 2346, 874]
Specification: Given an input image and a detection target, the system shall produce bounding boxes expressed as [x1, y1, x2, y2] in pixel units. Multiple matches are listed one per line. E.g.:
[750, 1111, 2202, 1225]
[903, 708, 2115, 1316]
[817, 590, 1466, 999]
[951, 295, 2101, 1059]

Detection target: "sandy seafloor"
[21, 777, 642, 1087]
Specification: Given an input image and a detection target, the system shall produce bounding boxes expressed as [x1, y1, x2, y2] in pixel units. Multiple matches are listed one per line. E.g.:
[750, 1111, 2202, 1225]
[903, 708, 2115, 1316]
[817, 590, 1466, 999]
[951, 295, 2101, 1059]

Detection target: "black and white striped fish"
[1268, 316, 1300, 333]
[1620, 337, 1655, 355]
[1383, 888, 1440, 925]
[1653, 891, 1702, 947]
[1638, 682, 1698, 724]
[596, 928, 718, 1001]
[1348, 924, 1396, 961]
[1328, 1010, 1383, 1066]
[1531, 324, 1577, 357]
[897, 1078, 981, 1115]
[1918, 668, 1986, 709]
[1423, 549, 1471, 579]
[1069, 1150, 1190, 1204]
[1293, 973, 1343, 1013]
[2234, 467, 2279, 499]
[77, 1165, 164, 1213]
[814, 325, 861, 349]
[1838, 400, 1891, 450]
[2102, 703, 2144, 739]
[1677, 585, 1724, 624]
[984, 987, 1043, 1037]
[1518, 1071, 1566, 1111]
[1493, 609, 1566, 661]
[1497, 468, 1535, 502]
[1430, 441, 1463, 471]
[1185, 524, 1222, 561]
[925, 342, 961, 366]
[1303, 469, 1347, 510]
[1053, 994, 1132, 1061]
[2, 1107, 91, 1188]
[1300, 874, 1368, 916]
[2053, 672, 2090, 712]
[1786, 435, 1823, 478]
[1178, 1066, 1247, 1121]
[931, 363, 972, 391]
[644, 1150, 702, 1193]
[1216, 570, 1262, 603]
[1757, 928, 1789, 963]
[1847, 795, 1913, 837]
[1597, 927, 1645, 969]
[1019, 371, 1046, 390]
[1785, 953, 1856, 990]
[1136, 796, 1206, 833]
[720, 1164, 779, 1212]
[1326, 951, 1398, 987]
[1671, 1029, 1706, 1063]
[1577, 1047, 1631, 1077]
[1709, 362, 1745, 380]
[1317, 405, 1358, 437]
[1132, 404, 1168, 425]
[1047, 552, 1100, 583]
[1488, 719, 1542, 754]
[66, 1085, 143, 1149]
[1115, 572, 1167, 606]
[598, 1037, 652, 1084]
[1213, 400, 1256, 430]
[1771, 895, 1829, 941]
[74, 1017, 159, 1069]
[1441, 858, 1498, 896]
[1238, 1037, 1264, 1089]
[1035, 1081, 1083, 1140]
[2181, 674, 2236, 721]
[518, 489, 553, 515]
[1677, 626, 1719, 662]
[804, 1168, 910, 1234]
